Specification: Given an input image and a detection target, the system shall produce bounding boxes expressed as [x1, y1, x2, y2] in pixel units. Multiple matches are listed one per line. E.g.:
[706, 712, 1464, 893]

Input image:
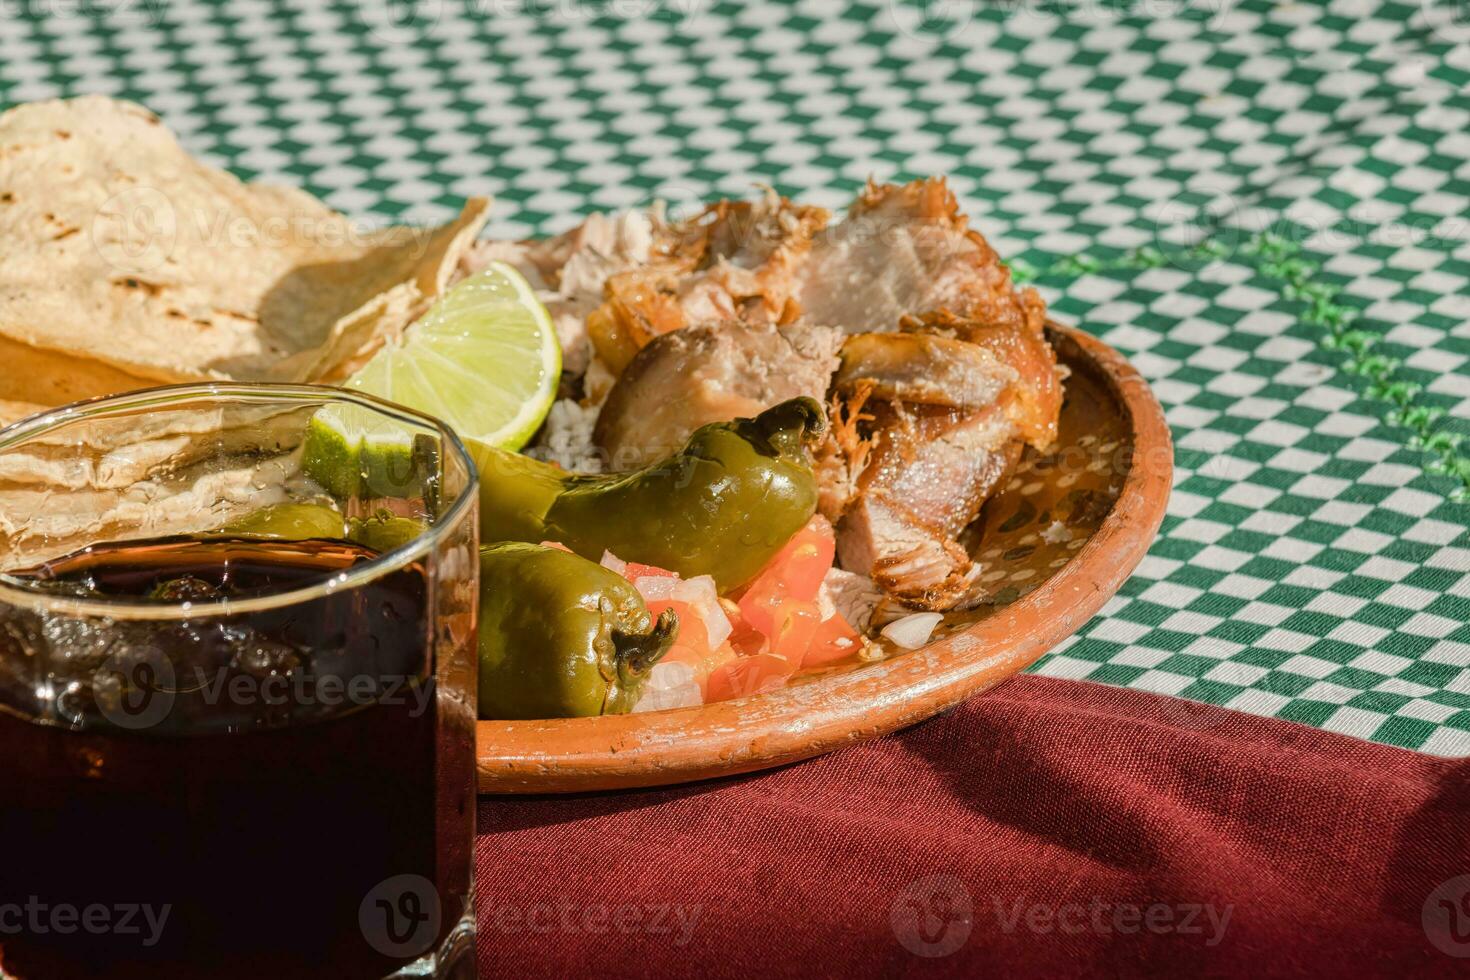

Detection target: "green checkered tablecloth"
[3, 0, 1467, 752]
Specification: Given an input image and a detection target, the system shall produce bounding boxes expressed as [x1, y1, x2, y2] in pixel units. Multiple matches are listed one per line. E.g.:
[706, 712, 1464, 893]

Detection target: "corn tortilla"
[0, 96, 489, 403]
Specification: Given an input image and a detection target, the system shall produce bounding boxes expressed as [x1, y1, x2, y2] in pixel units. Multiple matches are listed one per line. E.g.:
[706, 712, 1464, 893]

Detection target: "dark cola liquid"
[0, 537, 474, 979]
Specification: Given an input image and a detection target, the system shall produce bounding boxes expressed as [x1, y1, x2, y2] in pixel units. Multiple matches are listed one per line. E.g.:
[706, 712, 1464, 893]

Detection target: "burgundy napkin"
[474, 676, 1470, 977]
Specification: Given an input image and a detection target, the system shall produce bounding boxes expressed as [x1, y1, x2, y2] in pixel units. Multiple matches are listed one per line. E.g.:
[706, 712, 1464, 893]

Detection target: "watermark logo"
[360, 874, 442, 960]
[1148, 185, 1245, 270]
[1156, 693, 1228, 733]
[92, 647, 177, 731]
[356, 0, 445, 42]
[464, 0, 706, 24]
[86, 649, 434, 732]
[888, 0, 976, 40]
[355, 0, 707, 37]
[0, 0, 167, 25]
[1423, 875, 1470, 958]
[91, 186, 178, 276]
[91, 188, 440, 275]
[891, 874, 973, 958]
[1421, 0, 1470, 45]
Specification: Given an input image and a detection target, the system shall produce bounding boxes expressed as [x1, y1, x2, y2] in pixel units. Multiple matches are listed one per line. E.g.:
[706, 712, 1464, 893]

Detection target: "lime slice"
[220, 502, 346, 541]
[305, 262, 560, 498]
[348, 515, 429, 555]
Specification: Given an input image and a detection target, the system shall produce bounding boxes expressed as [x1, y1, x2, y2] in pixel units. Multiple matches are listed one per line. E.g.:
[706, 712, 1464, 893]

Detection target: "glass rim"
[0, 382, 479, 621]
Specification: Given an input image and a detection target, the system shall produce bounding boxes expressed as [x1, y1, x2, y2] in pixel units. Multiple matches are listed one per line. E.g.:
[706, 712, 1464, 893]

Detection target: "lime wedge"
[304, 262, 560, 498]
[220, 503, 346, 541]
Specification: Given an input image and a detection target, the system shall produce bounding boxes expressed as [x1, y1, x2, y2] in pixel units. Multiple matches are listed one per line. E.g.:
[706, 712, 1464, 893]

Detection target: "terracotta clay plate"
[475, 321, 1172, 793]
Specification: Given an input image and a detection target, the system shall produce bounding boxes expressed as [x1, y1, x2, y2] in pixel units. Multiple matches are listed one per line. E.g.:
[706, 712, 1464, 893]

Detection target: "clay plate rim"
[475, 321, 1172, 794]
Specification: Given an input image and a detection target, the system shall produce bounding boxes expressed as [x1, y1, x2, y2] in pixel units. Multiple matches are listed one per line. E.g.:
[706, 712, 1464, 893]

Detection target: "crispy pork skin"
[830, 395, 1021, 608]
[834, 332, 1016, 410]
[803, 181, 1061, 611]
[903, 309, 1062, 449]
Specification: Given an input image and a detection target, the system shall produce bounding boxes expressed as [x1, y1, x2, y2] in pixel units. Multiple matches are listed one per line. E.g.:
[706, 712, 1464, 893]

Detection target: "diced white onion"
[646, 660, 695, 688]
[632, 574, 731, 651]
[634, 576, 679, 601]
[672, 575, 731, 649]
[600, 550, 627, 574]
[632, 661, 703, 713]
[881, 612, 944, 650]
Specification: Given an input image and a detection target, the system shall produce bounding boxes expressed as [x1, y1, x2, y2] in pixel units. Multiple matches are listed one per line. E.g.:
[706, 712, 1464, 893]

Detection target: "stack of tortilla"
[0, 96, 491, 564]
[0, 96, 489, 428]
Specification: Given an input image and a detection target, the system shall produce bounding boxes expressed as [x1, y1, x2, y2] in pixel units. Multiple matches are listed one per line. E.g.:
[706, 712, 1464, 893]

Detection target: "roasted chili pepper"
[474, 398, 825, 591]
[477, 542, 679, 720]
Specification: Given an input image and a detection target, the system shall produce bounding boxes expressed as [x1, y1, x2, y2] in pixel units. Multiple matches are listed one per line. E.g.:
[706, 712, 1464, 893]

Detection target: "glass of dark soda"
[0, 384, 480, 979]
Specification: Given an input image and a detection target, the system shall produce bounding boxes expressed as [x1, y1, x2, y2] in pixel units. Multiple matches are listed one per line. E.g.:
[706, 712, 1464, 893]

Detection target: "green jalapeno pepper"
[477, 542, 679, 720]
[473, 397, 825, 591]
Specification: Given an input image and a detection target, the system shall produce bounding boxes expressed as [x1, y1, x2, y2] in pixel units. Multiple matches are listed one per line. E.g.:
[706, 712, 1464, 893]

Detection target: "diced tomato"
[664, 641, 739, 696]
[769, 599, 821, 663]
[738, 517, 836, 639]
[706, 653, 798, 703]
[802, 614, 863, 668]
[649, 599, 740, 696]
[646, 597, 703, 640]
[627, 516, 857, 703]
[624, 561, 677, 582]
[722, 602, 769, 658]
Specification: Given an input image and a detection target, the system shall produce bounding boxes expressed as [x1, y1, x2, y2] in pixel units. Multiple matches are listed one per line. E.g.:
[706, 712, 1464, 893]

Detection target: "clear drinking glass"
[0, 384, 479, 980]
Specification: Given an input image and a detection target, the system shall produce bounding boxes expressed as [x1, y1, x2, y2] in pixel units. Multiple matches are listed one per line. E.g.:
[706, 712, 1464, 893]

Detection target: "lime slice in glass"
[220, 502, 346, 541]
[304, 262, 560, 497]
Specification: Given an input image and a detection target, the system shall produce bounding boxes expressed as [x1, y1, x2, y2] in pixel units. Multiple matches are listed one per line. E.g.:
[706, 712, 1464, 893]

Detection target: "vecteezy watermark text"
[354, 0, 705, 42]
[89, 649, 434, 732]
[91, 186, 439, 276]
[484, 901, 702, 945]
[993, 897, 1232, 945]
[892, 877, 1233, 958]
[0, 898, 171, 948]
[189, 668, 434, 718]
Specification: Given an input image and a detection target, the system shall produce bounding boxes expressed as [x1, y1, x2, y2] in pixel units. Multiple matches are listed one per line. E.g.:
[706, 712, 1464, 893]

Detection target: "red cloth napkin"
[474, 676, 1470, 978]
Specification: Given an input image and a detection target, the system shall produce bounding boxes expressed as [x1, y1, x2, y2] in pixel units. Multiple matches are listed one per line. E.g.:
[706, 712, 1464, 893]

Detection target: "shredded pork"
[464, 178, 1062, 612]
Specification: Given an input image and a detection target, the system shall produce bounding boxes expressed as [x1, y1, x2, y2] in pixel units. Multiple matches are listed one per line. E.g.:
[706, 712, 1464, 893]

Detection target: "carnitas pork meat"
[465, 178, 1062, 612]
[586, 194, 829, 377]
[824, 310, 1061, 610]
[593, 318, 842, 465]
[809, 182, 1060, 609]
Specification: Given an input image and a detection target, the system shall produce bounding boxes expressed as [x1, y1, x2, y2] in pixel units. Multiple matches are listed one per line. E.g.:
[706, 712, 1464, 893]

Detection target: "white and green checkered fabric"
[2, 0, 1466, 753]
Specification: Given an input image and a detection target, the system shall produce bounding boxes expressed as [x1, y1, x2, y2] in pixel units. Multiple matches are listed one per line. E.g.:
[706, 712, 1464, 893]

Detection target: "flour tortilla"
[0, 96, 490, 403]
